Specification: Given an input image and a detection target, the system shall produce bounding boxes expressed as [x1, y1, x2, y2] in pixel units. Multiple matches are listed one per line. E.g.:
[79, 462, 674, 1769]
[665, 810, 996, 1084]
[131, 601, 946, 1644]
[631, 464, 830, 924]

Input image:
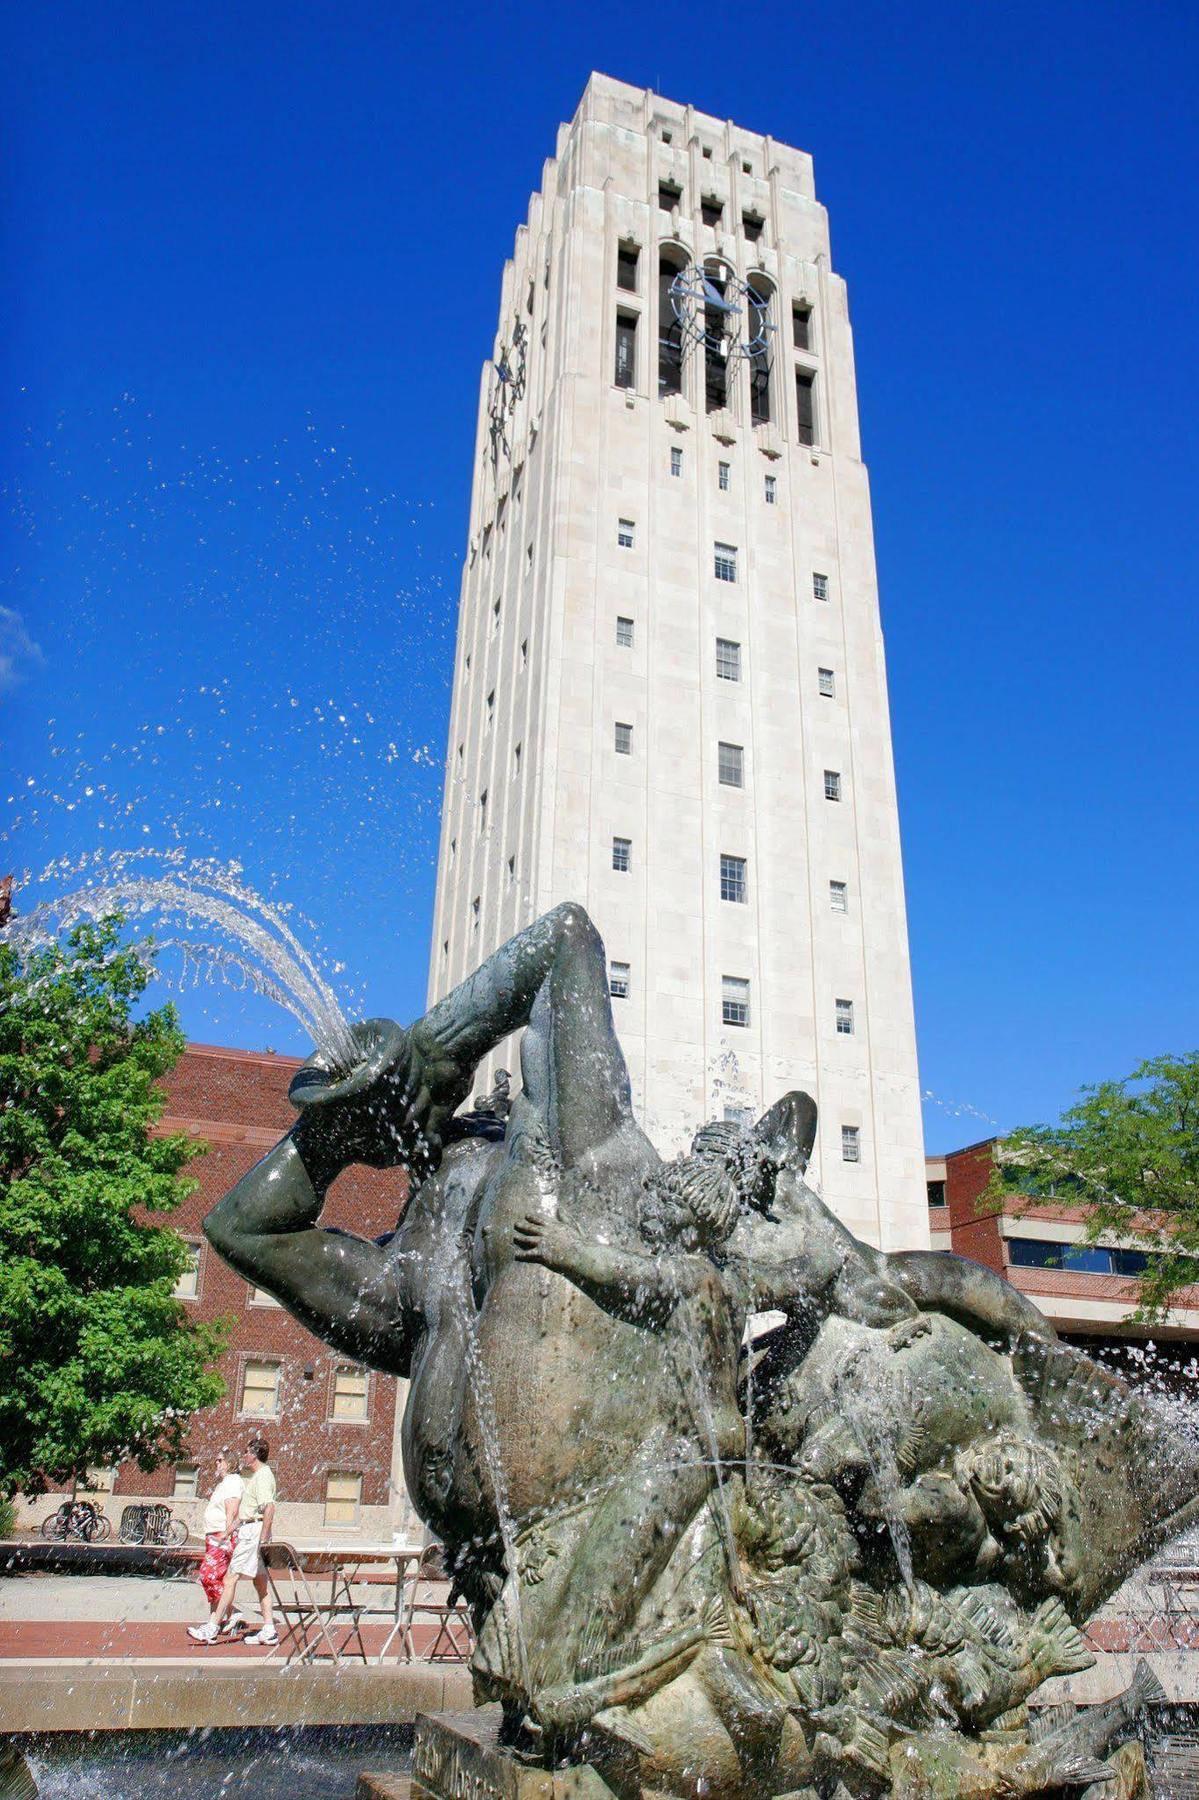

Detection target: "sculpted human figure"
[204, 903, 1187, 1791]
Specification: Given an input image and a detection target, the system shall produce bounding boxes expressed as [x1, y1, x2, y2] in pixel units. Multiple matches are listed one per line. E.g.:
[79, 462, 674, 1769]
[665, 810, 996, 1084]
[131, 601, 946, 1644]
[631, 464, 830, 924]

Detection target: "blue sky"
[3, 0, 1197, 1149]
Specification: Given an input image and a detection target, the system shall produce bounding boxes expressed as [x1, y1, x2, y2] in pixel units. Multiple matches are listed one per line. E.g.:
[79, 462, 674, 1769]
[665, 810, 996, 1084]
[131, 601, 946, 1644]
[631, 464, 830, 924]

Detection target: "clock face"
[670, 257, 773, 362]
[487, 320, 528, 464]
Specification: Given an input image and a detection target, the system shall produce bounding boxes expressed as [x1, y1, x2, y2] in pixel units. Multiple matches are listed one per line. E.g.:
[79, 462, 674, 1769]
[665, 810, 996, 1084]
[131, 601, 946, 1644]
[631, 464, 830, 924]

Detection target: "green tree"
[0, 916, 226, 1499]
[989, 1053, 1199, 1318]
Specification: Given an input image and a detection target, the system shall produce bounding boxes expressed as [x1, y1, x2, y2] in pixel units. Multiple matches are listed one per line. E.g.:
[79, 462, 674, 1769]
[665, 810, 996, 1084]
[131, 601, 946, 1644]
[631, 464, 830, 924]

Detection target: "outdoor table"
[263, 1542, 423, 1666]
[303, 1543, 426, 1663]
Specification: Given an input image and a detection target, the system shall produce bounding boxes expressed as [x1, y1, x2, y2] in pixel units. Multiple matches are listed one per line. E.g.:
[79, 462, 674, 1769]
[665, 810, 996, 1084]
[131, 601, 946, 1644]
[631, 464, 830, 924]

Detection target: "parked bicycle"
[40, 1499, 110, 1542]
[119, 1502, 189, 1547]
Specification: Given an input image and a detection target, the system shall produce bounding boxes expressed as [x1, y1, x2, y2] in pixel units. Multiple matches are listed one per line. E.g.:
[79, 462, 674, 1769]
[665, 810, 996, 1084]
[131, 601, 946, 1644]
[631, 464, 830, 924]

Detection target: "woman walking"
[189, 1451, 242, 1644]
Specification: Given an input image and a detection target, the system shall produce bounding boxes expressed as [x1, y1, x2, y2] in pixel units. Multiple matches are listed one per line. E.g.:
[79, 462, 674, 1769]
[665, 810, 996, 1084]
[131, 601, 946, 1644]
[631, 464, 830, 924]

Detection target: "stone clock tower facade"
[428, 74, 927, 1250]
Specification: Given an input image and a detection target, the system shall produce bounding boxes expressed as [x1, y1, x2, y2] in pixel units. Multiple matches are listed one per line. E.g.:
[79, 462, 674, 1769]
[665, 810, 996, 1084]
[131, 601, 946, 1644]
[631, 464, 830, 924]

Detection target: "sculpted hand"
[289, 1019, 440, 1171]
[512, 1213, 579, 1274]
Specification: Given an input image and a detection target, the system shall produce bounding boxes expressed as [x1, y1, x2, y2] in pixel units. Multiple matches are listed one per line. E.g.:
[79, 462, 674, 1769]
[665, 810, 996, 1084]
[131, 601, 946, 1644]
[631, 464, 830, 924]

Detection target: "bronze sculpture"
[205, 904, 1192, 1797]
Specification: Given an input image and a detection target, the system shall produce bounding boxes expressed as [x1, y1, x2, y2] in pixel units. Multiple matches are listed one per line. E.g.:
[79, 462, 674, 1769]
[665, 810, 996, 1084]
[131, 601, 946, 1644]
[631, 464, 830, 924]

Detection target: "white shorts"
[229, 1520, 263, 1578]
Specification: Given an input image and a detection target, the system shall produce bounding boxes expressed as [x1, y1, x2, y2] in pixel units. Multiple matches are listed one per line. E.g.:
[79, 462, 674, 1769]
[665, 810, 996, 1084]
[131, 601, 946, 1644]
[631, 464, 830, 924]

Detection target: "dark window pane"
[615, 314, 637, 389]
[701, 198, 723, 227]
[617, 247, 639, 292]
[658, 256, 684, 397]
[793, 306, 811, 351]
[796, 369, 815, 444]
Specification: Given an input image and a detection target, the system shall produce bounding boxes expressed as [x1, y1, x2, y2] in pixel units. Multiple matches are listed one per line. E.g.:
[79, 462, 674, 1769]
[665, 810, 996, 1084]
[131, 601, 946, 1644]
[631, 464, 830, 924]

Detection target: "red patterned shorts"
[199, 1533, 233, 1608]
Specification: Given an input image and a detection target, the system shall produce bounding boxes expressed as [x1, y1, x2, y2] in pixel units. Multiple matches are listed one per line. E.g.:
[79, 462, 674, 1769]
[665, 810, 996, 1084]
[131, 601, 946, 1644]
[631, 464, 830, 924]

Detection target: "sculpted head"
[954, 1427, 1082, 1594]
[640, 1150, 741, 1251]
[639, 1109, 798, 1250]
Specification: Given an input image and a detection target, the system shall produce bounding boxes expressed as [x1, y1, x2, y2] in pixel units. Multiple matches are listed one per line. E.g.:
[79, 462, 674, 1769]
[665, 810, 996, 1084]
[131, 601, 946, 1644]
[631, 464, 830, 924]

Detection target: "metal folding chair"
[262, 1541, 367, 1666]
[401, 1543, 475, 1662]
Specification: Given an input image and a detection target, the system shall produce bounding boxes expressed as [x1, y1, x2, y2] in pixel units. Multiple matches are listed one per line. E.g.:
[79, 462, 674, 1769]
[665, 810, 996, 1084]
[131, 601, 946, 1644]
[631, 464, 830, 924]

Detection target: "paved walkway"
[0, 1619, 449, 1659]
[0, 1572, 460, 1664]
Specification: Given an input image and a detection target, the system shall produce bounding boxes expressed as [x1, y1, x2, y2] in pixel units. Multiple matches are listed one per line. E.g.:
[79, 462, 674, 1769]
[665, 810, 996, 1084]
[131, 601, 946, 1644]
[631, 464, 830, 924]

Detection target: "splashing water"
[1, 851, 361, 1073]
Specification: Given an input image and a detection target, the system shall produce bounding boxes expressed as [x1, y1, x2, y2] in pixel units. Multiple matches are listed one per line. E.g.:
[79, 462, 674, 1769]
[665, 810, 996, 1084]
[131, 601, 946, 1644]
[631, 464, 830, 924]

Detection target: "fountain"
[197, 899, 1194, 1800]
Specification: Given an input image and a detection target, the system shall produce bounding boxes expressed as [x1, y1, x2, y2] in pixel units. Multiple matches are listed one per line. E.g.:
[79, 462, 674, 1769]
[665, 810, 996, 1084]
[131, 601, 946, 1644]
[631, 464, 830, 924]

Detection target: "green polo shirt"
[240, 1463, 277, 1522]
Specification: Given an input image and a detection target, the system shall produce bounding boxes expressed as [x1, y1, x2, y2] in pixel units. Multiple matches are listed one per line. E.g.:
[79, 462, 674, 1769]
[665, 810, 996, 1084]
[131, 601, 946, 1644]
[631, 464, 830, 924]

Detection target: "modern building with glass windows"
[428, 73, 926, 1248]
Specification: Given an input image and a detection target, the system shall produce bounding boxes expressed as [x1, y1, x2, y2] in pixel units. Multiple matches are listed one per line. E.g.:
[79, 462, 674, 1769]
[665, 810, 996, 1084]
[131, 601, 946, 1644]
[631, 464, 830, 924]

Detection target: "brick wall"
[21, 1043, 417, 1542]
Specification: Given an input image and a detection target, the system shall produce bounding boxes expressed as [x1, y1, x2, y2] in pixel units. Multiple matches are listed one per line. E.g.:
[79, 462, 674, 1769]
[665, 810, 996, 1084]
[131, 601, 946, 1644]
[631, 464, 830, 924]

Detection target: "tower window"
[701, 144, 713, 160]
[796, 368, 816, 445]
[741, 160, 752, 174]
[824, 770, 842, 802]
[813, 572, 829, 602]
[818, 667, 835, 698]
[715, 638, 741, 682]
[615, 312, 638, 389]
[493, 597, 501, 629]
[718, 741, 744, 787]
[609, 960, 630, 998]
[718, 460, 731, 491]
[520, 637, 529, 666]
[701, 197, 724, 228]
[526, 542, 533, 569]
[830, 879, 848, 914]
[722, 976, 750, 1027]
[614, 721, 633, 755]
[658, 251, 685, 397]
[704, 263, 729, 411]
[486, 689, 495, 723]
[842, 1125, 861, 1164]
[472, 897, 480, 927]
[835, 998, 855, 1035]
[714, 541, 738, 583]
[658, 181, 682, 212]
[513, 742, 521, 773]
[720, 854, 748, 903]
[479, 788, 488, 829]
[449, 836, 457, 861]
[747, 278, 772, 424]
[742, 213, 763, 243]
[617, 518, 635, 549]
[612, 836, 631, 873]
[764, 474, 777, 504]
[792, 305, 812, 351]
[507, 855, 516, 881]
[617, 244, 640, 292]
[616, 615, 635, 647]
[670, 445, 683, 476]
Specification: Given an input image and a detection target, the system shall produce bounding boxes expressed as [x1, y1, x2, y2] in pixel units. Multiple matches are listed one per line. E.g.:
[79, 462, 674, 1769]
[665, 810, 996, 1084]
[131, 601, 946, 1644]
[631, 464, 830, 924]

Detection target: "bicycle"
[40, 1499, 104, 1542]
[119, 1502, 189, 1547]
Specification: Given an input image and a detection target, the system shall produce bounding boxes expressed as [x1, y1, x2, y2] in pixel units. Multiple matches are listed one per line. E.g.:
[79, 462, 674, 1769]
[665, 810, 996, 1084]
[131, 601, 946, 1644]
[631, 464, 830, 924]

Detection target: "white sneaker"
[243, 1627, 279, 1646]
[187, 1623, 218, 1644]
[220, 1611, 249, 1636]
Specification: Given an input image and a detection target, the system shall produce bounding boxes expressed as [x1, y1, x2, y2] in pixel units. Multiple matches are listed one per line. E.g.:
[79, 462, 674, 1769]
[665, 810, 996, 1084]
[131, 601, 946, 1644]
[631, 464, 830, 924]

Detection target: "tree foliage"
[989, 1053, 1199, 1317]
[0, 917, 226, 1498]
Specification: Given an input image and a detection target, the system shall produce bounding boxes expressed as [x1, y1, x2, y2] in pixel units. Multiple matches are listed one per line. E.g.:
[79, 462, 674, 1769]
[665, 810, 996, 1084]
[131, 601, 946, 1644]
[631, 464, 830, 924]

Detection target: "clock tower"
[427, 75, 927, 1250]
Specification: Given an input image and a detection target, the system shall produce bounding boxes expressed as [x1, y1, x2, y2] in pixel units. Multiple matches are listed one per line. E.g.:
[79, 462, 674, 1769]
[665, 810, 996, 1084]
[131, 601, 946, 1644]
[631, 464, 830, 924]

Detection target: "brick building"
[925, 1138, 1199, 1344]
[927, 1140, 1199, 1710]
[17, 1043, 421, 1545]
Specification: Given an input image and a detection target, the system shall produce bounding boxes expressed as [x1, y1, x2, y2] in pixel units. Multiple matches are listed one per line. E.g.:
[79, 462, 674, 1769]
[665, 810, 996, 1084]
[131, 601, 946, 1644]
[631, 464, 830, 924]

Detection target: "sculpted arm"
[512, 1214, 708, 1328]
[204, 1122, 412, 1373]
[205, 904, 603, 1364]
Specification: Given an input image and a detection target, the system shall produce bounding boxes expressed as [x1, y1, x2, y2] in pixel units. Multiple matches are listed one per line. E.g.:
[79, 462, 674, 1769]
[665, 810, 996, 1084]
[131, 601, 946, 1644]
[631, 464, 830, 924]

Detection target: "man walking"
[189, 1438, 278, 1647]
